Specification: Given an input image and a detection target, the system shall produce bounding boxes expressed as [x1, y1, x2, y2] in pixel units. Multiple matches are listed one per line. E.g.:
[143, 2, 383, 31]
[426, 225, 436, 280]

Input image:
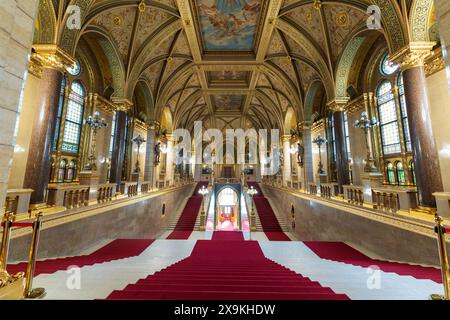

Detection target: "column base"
[361, 172, 384, 203]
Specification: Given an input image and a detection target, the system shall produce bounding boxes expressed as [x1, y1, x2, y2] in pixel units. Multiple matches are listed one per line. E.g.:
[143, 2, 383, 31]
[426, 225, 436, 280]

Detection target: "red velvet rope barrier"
[1, 222, 33, 228]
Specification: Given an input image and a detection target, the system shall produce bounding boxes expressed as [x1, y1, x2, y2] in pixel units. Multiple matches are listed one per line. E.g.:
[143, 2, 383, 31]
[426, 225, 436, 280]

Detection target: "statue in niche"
[154, 142, 161, 164]
[296, 143, 304, 168]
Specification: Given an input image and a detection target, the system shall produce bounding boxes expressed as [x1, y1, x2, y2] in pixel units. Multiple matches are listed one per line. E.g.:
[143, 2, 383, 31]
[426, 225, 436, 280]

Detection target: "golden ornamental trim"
[311, 119, 325, 133]
[111, 98, 133, 112]
[134, 119, 148, 132]
[390, 42, 436, 71]
[31, 44, 75, 73]
[425, 48, 446, 77]
[327, 97, 349, 112]
[89, 93, 116, 116]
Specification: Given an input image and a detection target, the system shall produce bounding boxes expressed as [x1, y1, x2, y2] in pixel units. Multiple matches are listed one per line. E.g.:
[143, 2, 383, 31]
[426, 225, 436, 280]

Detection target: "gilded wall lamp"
[84, 111, 107, 171]
[312, 135, 327, 174]
[132, 134, 146, 173]
[353, 111, 378, 172]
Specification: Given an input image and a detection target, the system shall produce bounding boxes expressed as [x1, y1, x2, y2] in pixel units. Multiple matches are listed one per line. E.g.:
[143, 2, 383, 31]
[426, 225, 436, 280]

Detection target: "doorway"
[216, 187, 239, 231]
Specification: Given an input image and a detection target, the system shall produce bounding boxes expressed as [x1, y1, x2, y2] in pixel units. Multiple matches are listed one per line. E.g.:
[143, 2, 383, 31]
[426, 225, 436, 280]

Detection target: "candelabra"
[312, 135, 327, 174]
[247, 186, 258, 231]
[84, 111, 107, 171]
[132, 134, 146, 173]
[198, 185, 209, 231]
[354, 111, 378, 172]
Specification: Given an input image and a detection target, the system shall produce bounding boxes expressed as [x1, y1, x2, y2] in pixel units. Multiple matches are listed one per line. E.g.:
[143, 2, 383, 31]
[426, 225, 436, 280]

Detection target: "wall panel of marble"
[130, 125, 147, 180]
[436, 0, 450, 89]
[262, 185, 443, 266]
[0, 0, 39, 215]
[91, 109, 113, 183]
[427, 69, 450, 191]
[311, 128, 327, 180]
[6, 184, 194, 262]
[347, 111, 367, 185]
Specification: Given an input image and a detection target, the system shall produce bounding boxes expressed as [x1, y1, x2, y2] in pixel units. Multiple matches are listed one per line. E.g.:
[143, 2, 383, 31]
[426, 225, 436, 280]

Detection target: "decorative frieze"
[425, 48, 446, 77]
[327, 97, 349, 112]
[111, 98, 133, 112]
[88, 93, 116, 116]
[311, 120, 325, 133]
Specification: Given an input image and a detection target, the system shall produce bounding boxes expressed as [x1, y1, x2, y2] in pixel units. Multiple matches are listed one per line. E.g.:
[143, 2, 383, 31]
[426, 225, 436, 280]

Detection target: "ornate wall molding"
[425, 48, 446, 77]
[31, 44, 75, 73]
[390, 41, 436, 70]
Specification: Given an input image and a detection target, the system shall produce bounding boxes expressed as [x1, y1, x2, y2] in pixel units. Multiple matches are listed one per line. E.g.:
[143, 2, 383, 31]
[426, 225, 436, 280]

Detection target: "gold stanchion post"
[0, 212, 13, 271]
[431, 214, 450, 300]
[23, 212, 45, 299]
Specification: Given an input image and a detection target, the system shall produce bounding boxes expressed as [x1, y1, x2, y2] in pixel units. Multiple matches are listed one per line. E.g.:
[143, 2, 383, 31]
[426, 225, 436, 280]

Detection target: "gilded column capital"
[147, 121, 159, 130]
[111, 98, 133, 112]
[298, 121, 313, 130]
[390, 42, 436, 71]
[31, 44, 75, 74]
[327, 97, 349, 112]
[282, 135, 291, 143]
[89, 93, 115, 116]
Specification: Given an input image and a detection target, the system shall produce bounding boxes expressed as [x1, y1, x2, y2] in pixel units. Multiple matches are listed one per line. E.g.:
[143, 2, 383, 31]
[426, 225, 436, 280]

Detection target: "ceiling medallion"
[138, 1, 146, 13]
[305, 12, 313, 24]
[113, 16, 122, 26]
[336, 12, 348, 27]
[313, 0, 322, 10]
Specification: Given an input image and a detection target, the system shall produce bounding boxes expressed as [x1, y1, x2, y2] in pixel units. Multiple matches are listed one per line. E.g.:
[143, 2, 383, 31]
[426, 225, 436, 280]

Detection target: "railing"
[140, 181, 152, 194]
[97, 183, 116, 203]
[308, 182, 319, 195]
[343, 185, 364, 206]
[4, 189, 33, 216]
[121, 182, 139, 197]
[372, 187, 418, 213]
[0, 212, 45, 299]
[47, 185, 90, 209]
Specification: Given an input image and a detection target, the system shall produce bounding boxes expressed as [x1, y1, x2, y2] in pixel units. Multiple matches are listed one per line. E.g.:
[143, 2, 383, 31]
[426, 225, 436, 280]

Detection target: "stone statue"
[297, 143, 304, 167]
[154, 142, 161, 164]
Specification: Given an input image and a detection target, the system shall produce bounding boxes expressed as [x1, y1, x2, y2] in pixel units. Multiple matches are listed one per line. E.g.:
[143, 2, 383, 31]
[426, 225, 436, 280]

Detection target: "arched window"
[57, 159, 67, 182]
[66, 160, 76, 182]
[397, 74, 412, 152]
[53, 78, 67, 151]
[62, 81, 85, 154]
[377, 81, 401, 155]
[396, 161, 406, 186]
[386, 162, 396, 185]
[380, 53, 399, 76]
[410, 160, 416, 186]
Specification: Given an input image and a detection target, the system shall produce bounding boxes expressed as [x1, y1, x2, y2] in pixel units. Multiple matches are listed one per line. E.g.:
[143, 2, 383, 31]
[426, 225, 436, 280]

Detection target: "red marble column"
[334, 111, 350, 193]
[109, 111, 127, 190]
[23, 68, 64, 205]
[402, 66, 443, 207]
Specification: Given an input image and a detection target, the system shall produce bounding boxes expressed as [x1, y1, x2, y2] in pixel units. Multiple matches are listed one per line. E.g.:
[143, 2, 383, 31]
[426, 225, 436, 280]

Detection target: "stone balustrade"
[97, 183, 116, 203]
[434, 192, 450, 218]
[320, 183, 339, 199]
[4, 189, 33, 215]
[120, 182, 139, 197]
[47, 185, 90, 209]
[372, 187, 418, 213]
[308, 183, 319, 195]
[140, 181, 152, 194]
[343, 185, 365, 206]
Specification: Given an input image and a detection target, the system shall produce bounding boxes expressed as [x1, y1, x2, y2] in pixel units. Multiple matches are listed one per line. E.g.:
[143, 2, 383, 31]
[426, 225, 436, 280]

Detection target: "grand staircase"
[247, 183, 291, 241]
[106, 232, 349, 300]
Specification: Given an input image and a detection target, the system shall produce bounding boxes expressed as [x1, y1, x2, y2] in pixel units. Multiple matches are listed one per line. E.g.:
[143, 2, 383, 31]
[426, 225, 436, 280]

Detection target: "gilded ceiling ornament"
[138, 1, 146, 13]
[313, 0, 322, 10]
[336, 12, 348, 27]
[305, 12, 313, 24]
[113, 16, 122, 26]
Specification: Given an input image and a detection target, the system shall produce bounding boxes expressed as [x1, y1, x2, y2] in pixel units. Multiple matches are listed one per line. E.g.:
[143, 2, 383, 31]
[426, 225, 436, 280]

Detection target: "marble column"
[166, 135, 175, 186]
[109, 110, 127, 190]
[282, 135, 291, 186]
[144, 125, 156, 185]
[333, 110, 350, 194]
[393, 47, 444, 207]
[23, 66, 64, 205]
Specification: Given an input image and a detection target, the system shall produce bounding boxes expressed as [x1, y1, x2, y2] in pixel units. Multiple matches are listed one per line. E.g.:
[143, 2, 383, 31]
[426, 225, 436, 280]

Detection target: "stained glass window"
[62, 81, 85, 153]
[53, 78, 66, 151]
[66, 160, 75, 182]
[380, 53, 399, 76]
[57, 159, 67, 182]
[66, 60, 81, 76]
[410, 160, 416, 186]
[396, 161, 406, 186]
[377, 81, 401, 155]
[397, 74, 412, 152]
[386, 162, 396, 185]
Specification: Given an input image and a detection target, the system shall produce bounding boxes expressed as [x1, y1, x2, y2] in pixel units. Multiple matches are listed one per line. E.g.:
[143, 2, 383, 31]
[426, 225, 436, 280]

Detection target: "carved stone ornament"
[390, 42, 436, 71]
[30, 44, 75, 74]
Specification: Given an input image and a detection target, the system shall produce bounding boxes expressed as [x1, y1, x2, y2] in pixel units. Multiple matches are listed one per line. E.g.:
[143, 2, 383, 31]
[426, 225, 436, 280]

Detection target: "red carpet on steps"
[106, 232, 348, 300]
[167, 182, 209, 240]
[7, 239, 154, 276]
[304, 241, 442, 283]
[247, 182, 290, 241]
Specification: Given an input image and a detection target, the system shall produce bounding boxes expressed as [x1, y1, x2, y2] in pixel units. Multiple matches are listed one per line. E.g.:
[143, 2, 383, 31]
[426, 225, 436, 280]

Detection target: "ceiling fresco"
[212, 95, 245, 110]
[208, 71, 249, 81]
[194, 0, 262, 51]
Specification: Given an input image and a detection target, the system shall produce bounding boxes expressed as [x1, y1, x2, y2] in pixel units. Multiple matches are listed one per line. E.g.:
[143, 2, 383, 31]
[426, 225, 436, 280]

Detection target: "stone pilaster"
[282, 135, 291, 186]
[144, 123, 156, 186]
[165, 135, 175, 186]
[301, 121, 314, 186]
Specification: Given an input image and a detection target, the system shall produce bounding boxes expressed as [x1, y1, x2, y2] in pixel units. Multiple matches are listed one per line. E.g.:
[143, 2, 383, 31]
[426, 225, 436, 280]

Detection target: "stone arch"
[34, 0, 57, 44]
[284, 107, 297, 136]
[161, 107, 174, 134]
[304, 80, 326, 122]
[409, 0, 436, 41]
[134, 80, 155, 123]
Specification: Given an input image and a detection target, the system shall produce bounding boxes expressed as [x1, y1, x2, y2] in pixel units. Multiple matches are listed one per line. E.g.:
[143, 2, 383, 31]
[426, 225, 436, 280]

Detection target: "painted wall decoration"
[213, 95, 245, 110]
[208, 71, 249, 81]
[197, 0, 262, 51]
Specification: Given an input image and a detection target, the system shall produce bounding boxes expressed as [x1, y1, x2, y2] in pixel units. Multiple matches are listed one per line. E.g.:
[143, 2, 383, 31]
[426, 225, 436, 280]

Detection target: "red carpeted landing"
[106, 232, 348, 300]
[7, 239, 154, 276]
[247, 182, 290, 241]
[211, 231, 244, 241]
[167, 182, 209, 240]
[304, 241, 442, 283]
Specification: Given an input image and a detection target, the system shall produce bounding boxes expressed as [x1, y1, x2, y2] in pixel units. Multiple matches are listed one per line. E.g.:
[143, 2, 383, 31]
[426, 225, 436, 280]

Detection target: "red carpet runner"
[167, 182, 209, 240]
[247, 183, 290, 241]
[7, 239, 154, 276]
[106, 232, 348, 300]
[304, 241, 442, 283]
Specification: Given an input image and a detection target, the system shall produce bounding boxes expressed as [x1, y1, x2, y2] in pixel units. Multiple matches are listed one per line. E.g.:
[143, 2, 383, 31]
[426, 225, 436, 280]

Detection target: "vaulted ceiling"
[35, 0, 438, 133]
